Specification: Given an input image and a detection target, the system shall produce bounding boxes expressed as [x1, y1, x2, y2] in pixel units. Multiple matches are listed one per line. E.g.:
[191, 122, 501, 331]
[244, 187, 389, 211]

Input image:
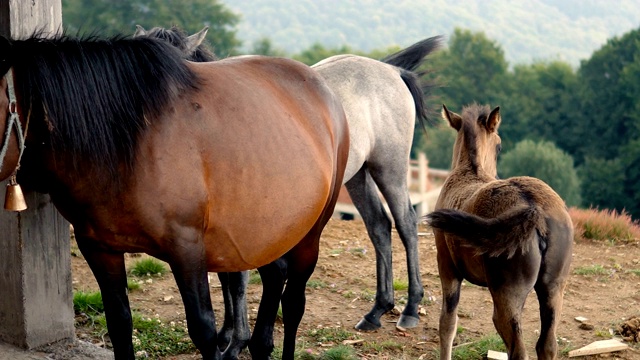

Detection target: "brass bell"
[4, 177, 27, 212]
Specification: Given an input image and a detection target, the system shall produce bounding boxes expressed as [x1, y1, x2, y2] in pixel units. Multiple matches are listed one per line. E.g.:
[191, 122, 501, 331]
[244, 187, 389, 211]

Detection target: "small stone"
[163, 295, 173, 302]
[579, 322, 595, 330]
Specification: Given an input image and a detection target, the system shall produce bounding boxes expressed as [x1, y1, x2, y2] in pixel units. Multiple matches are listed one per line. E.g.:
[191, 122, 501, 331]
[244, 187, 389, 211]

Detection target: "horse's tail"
[380, 35, 443, 127]
[424, 206, 547, 258]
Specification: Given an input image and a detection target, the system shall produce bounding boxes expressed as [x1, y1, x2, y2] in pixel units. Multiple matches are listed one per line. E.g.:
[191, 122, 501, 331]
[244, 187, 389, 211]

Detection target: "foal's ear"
[134, 25, 147, 37]
[185, 26, 209, 55]
[442, 104, 462, 131]
[485, 106, 501, 133]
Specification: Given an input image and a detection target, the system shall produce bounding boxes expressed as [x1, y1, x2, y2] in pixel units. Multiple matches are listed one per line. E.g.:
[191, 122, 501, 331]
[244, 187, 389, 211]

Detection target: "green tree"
[415, 125, 456, 170]
[578, 157, 626, 211]
[62, 0, 242, 57]
[500, 61, 579, 153]
[250, 38, 287, 57]
[620, 138, 640, 218]
[575, 28, 640, 162]
[292, 43, 357, 65]
[499, 140, 582, 207]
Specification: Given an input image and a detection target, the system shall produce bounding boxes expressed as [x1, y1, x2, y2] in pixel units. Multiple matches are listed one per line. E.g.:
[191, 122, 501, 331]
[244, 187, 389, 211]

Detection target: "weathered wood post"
[0, 0, 75, 349]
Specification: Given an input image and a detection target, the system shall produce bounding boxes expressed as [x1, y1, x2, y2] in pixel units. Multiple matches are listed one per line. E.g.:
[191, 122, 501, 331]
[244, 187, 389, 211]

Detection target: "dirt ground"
[70, 219, 640, 359]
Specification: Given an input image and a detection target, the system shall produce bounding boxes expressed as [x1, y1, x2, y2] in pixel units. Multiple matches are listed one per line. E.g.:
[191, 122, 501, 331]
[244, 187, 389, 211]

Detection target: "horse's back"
[312, 55, 415, 181]
[134, 56, 348, 271]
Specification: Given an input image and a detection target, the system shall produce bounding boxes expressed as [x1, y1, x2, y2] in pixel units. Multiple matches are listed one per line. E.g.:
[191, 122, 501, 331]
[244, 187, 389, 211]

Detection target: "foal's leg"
[170, 246, 221, 360]
[534, 280, 566, 360]
[437, 255, 462, 360]
[248, 259, 287, 360]
[76, 239, 133, 360]
[489, 286, 530, 360]
[369, 164, 423, 328]
[219, 271, 250, 359]
[346, 165, 396, 330]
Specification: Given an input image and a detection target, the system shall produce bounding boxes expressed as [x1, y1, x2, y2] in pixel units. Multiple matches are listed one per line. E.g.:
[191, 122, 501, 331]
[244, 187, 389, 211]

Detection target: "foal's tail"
[424, 206, 547, 258]
[380, 36, 443, 127]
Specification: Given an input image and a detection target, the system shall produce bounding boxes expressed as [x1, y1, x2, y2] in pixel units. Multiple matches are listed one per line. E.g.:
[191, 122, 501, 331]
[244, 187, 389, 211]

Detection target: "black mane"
[2, 33, 198, 178]
[461, 104, 492, 174]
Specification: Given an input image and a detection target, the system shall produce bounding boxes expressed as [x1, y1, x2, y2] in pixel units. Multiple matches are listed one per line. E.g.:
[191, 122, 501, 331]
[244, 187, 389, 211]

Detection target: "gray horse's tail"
[424, 206, 546, 258]
[380, 36, 443, 127]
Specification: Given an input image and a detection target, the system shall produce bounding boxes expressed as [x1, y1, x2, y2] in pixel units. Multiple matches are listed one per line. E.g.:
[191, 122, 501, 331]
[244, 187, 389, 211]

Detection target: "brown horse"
[0, 33, 348, 360]
[424, 104, 573, 360]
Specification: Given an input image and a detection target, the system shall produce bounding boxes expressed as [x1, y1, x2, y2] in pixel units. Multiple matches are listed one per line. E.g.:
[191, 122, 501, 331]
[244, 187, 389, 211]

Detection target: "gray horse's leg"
[369, 166, 423, 328]
[346, 165, 396, 330]
[218, 271, 250, 359]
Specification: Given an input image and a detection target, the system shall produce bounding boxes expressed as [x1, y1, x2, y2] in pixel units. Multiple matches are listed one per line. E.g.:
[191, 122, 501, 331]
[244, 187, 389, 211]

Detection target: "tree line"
[61, 0, 640, 219]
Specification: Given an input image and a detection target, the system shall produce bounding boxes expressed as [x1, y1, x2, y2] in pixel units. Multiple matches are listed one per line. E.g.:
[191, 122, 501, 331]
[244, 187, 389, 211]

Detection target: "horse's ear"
[486, 106, 501, 133]
[442, 104, 462, 131]
[134, 25, 147, 37]
[185, 26, 209, 54]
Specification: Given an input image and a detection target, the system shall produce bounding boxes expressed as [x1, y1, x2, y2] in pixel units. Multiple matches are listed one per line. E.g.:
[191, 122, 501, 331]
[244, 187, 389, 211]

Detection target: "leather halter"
[0, 68, 25, 173]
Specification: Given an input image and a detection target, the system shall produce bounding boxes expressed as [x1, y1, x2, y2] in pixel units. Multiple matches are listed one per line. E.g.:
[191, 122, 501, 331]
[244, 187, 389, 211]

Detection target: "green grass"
[450, 334, 507, 360]
[348, 248, 366, 257]
[626, 269, 640, 276]
[361, 339, 404, 353]
[306, 327, 359, 343]
[127, 279, 141, 292]
[573, 264, 609, 276]
[248, 269, 262, 285]
[320, 345, 357, 359]
[130, 258, 167, 277]
[73, 291, 104, 315]
[393, 279, 409, 291]
[307, 279, 327, 289]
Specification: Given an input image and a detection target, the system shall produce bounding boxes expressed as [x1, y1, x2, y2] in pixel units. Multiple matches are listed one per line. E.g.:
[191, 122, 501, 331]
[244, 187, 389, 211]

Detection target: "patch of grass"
[594, 328, 613, 339]
[306, 327, 359, 344]
[330, 248, 344, 255]
[393, 279, 409, 291]
[626, 269, 640, 276]
[127, 279, 141, 292]
[130, 258, 167, 277]
[130, 314, 195, 357]
[307, 279, 327, 289]
[320, 345, 357, 360]
[73, 291, 104, 316]
[573, 264, 609, 276]
[341, 290, 355, 299]
[450, 334, 506, 360]
[360, 289, 375, 302]
[348, 247, 366, 257]
[569, 207, 640, 244]
[248, 269, 262, 285]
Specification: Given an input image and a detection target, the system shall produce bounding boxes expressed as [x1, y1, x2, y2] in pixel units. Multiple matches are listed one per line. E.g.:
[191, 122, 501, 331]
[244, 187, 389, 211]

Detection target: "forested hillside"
[223, 0, 639, 67]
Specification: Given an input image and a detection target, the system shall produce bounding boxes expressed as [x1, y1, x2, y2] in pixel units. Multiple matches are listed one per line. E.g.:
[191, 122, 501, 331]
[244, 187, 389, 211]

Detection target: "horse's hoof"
[355, 317, 381, 331]
[396, 314, 420, 329]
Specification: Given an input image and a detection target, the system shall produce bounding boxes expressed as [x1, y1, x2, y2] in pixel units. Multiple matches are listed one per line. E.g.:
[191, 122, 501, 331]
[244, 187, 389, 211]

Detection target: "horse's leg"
[217, 272, 233, 350]
[437, 256, 462, 360]
[170, 249, 221, 360]
[346, 165, 396, 331]
[220, 271, 250, 360]
[249, 259, 287, 360]
[369, 164, 423, 328]
[280, 234, 321, 360]
[489, 286, 530, 360]
[76, 240, 133, 360]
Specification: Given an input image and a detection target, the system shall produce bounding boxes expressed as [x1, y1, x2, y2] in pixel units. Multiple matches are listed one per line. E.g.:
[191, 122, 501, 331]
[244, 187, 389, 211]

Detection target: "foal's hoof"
[396, 314, 420, 329]
[355, 317, 381, 331]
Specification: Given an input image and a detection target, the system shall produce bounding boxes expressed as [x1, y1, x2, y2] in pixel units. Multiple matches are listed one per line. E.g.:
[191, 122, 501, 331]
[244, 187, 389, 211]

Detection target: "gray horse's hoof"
[396, 314, 420, 329]
[355, 317, 381, 331]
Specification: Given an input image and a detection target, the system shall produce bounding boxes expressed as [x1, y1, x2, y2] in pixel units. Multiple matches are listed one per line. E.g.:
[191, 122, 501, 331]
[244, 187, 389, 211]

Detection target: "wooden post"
[0, 0, 74, 349]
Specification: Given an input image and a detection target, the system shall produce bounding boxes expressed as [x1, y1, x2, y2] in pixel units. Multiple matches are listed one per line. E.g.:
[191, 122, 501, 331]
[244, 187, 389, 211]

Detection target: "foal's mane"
[4, 32, 199, 178]
[460, 104, 492, 174]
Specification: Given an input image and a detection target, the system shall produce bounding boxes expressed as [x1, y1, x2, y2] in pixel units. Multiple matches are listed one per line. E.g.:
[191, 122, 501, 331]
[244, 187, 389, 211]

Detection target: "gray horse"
[135, 25, 441, 357]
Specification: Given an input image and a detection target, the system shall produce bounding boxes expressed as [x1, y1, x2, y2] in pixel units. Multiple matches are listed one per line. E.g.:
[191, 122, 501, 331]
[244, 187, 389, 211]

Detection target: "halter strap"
[0, 69, 25, 173]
